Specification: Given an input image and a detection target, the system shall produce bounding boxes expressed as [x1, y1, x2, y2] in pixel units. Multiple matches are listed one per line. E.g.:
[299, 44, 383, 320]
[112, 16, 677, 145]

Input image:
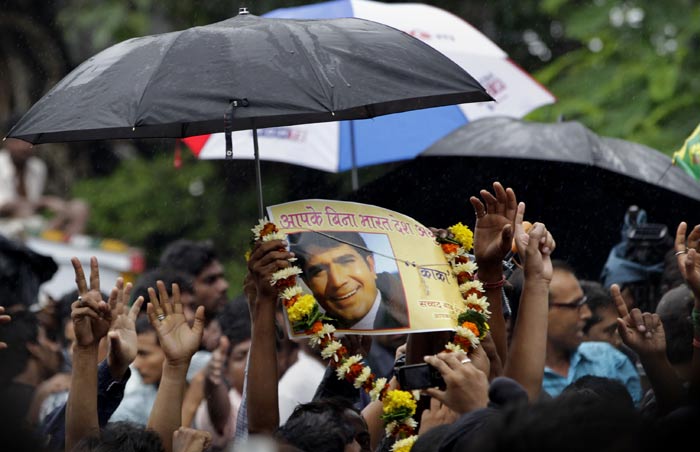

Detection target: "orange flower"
[464, 288, 482, 299]
[454, 255, 470, 264]
[275, 276, 297, 290]
[261, 222, 278, 237]
[441, 243, 459, 254]
[284, 294, 299, 308]
[454, 335, 475, 352]
[362, 374, 376, 391]
[457, 272, 472, 285]
[309, 321, 324, 334]
[346, 363, 365, 382]
[462, 321, 480, 337]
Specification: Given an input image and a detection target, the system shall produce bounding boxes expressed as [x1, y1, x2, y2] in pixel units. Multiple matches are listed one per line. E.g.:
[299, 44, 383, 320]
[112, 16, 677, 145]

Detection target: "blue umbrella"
[186, 0, 555, 189]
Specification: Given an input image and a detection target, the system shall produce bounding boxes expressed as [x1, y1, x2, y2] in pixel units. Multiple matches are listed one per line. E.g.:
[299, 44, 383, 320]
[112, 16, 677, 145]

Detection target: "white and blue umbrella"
[185, 0, 555, 187]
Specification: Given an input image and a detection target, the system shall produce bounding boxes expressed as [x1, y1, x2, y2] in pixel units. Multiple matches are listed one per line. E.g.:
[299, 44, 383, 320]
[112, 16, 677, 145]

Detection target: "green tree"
[528, 0, 700, 154]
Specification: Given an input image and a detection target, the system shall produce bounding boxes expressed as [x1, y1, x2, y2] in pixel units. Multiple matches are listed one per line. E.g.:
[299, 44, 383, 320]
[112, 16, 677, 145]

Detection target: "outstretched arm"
[246, 239, 294, 434]
[504, 212, 554, 401]
[204, 336, 232, 434]
[66, 257, 112, 451]
[611, 283, 682, 414]
[674, 222, 700, 405]
[146, 281, 206, 452]
[470, 181, 518, 364]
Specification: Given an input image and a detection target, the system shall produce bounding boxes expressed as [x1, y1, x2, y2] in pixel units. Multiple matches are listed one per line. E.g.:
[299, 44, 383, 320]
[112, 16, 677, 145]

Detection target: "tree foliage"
[528, 0, 700, 154]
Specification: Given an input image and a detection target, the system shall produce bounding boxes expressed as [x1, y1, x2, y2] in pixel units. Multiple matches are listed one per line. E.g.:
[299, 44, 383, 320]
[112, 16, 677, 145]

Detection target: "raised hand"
[247, 239, 295, 301]
[106, 278, 143, 380]
[522, 222, 555, 282]
[146, 280, 206, 368]
[611, 284, 666, 357]
[675, 222, 700, 299]
[71, 257, 111, 348]
[469, 181, 518, 271]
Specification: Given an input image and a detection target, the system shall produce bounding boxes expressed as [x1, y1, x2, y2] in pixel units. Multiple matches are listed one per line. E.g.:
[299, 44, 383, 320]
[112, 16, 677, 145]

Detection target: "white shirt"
[277, 349, 326, 425]
[0, 149, 46, 206]
[109, 366, 158, 425]
[350, 290, 381, 330]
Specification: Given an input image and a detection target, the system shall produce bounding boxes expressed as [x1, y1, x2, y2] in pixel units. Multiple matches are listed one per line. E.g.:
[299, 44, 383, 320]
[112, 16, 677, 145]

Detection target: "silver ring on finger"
[157, 313, 166, 321]
[77, 296, 85, 307]
[461, 357, 472, 364]
[675, 249, 688, 256]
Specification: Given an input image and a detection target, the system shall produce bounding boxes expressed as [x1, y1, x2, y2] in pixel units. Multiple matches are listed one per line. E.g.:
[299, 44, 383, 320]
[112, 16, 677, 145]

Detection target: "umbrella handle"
[224, 98, 250, 160]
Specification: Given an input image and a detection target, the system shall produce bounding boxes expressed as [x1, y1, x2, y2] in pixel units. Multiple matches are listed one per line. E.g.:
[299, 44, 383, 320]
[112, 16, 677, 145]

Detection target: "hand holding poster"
[266, 199, 473, 337]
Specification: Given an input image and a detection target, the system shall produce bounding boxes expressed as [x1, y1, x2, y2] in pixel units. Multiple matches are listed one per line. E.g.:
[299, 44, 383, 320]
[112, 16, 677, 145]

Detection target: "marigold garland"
[251, 219, 490, 451]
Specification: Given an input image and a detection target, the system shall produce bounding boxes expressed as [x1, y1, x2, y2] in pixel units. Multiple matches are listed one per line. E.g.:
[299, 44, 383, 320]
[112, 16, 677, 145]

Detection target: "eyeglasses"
[550, 295, 588, 310]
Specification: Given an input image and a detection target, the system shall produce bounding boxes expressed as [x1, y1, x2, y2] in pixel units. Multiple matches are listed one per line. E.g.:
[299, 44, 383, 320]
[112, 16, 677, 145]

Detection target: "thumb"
[108, 331, 121, 354]
[501, 224, 513, 245]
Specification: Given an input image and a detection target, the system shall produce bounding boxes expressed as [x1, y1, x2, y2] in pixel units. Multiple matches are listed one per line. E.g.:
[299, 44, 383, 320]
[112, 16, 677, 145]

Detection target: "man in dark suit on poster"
[289, 231, 408, 330]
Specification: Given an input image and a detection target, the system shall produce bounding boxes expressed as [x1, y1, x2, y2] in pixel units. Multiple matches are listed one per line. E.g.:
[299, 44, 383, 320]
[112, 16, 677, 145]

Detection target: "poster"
[267, 199, 465, 337]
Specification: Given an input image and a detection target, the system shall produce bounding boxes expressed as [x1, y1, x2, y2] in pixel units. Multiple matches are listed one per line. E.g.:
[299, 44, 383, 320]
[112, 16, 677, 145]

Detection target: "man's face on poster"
[302, 243, 378, 326]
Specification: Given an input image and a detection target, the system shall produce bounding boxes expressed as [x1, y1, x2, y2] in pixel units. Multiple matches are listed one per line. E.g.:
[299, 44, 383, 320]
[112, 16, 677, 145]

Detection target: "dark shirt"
[40, 360, 131, 451]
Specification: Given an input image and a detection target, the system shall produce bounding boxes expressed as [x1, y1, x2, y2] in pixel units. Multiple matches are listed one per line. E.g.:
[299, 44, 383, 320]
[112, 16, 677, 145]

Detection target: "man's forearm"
[148, 362, 189, 452]
[66, 345, 100, 451]
[247, 297, 279, 433]
[204, 378, 232, 434]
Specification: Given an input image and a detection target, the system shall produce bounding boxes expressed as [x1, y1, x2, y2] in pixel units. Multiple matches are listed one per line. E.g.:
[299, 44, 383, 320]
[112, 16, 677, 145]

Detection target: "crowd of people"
[0, 181, 699, 452]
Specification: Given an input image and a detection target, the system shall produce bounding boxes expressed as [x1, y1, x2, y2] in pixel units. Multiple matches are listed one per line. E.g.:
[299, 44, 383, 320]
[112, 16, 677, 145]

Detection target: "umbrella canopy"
[186, 0, 555, 181]
[7, 11, 490, 144]
[347, 116, 700, 280]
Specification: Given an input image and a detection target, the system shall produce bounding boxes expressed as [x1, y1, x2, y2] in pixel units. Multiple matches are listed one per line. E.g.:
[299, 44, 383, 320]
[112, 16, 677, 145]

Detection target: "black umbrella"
[6, 9, 491, 216]
[348, 116, 700, 280]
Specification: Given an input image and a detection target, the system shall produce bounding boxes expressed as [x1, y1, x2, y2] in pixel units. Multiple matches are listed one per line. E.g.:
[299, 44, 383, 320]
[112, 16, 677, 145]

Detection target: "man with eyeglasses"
[541, 260, 642, 405]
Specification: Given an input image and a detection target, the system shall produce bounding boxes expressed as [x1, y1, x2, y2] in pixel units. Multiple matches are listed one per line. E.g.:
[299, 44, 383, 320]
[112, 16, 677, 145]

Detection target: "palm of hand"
[111, 314, 138, 362]
[621, 319, 666, 354]
[157, 314, 200, 364]
[75, 291, 110, 347]
[75, 315, 110, 347]
[474, 215, 510, 266]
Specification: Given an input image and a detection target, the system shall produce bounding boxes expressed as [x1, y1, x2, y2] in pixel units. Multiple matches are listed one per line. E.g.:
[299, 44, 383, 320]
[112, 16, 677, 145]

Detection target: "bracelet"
[478, 274, 506, 289]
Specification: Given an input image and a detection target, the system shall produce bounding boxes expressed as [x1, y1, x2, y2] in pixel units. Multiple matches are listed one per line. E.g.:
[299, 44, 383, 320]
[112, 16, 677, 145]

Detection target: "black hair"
[560, 375, 634, 409]
[579, 280, 613, 334]
[130, 267, 194, 309]
[0, 310, 38, 384]
[275, 398, 365, 452]
[135, 316, 157, 342]
[288, 231, 372, 273]
[72, 421, 164, 452]
[159, 239, 218, 277]
[551, 259, 577, 277]
[217, 294, 251, 350]
[655, 284, 694, 365]
[467, 395, 645, 452]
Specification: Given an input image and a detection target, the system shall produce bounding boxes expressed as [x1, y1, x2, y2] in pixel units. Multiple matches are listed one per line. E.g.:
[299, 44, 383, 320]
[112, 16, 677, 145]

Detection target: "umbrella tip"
[239, 7, 249, 15]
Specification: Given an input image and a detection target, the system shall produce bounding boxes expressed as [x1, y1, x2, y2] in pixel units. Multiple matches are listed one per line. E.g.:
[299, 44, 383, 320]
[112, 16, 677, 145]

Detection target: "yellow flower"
[449, 222, 473, 251]
[391, 435, 418, 452]
[286, 293, 316, 323]
[244, 249, 252, 262]
[382, 390, 417, 417]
